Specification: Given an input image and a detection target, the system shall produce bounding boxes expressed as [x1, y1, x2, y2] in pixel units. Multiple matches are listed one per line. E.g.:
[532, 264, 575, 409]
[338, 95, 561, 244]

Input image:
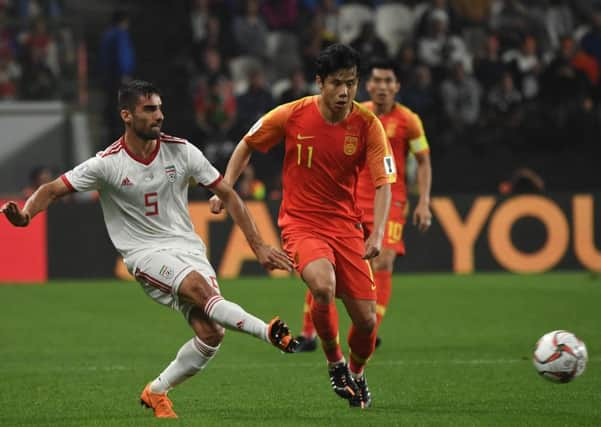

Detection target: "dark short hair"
[315, 43, 360, 81]
[118, 80, 160, 111]
[366, 57, 400, 81]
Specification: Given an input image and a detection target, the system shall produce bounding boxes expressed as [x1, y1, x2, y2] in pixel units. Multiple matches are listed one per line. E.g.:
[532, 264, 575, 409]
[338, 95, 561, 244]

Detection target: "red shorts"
[363, 202, 406, 255]
[282, 231, 376, 300]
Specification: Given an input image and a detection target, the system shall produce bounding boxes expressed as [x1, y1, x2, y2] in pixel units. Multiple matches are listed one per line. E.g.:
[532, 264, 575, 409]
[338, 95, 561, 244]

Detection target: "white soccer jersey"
[62, 133, 221, 260]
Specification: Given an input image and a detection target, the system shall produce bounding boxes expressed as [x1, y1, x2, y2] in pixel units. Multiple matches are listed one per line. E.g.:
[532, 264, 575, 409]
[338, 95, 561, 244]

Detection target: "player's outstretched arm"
[209, 140, 253, 214]
[211, 179, 293, 272]
[364, 183, 392, 259]
[1, 178, 70, 227]
[412, 151, 432, 232]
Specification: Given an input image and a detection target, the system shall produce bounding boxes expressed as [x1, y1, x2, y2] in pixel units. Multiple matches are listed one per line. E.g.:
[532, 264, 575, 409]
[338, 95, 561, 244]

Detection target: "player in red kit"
[298, 58, 432, 351]
[210, 44, 395, 408]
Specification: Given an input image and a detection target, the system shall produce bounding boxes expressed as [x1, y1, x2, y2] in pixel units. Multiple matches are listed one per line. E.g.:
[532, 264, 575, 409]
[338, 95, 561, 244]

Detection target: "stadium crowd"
[0, 0, 77, 100]
[170, 0, 601, 195]
[2, 0, 600, 194]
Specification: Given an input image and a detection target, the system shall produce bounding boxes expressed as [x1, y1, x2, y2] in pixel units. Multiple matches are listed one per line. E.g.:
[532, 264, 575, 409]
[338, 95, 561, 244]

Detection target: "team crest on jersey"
[159, 265, 173, 280]
[165, 165, 176, 183]
[343, 135, 358, 155]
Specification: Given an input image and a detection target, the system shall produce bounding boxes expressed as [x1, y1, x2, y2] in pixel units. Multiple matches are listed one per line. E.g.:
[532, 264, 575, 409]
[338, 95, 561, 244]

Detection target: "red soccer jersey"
[243, 96, 395, 237]
[355, 102, 430, 223]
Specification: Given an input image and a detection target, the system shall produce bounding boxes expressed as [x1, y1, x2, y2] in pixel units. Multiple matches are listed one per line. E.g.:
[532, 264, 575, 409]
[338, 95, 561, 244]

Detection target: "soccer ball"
[532, 330, 588, 383]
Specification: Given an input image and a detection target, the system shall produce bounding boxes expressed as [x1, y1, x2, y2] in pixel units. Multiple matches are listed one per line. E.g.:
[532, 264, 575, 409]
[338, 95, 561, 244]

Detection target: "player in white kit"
[1, 80, 297, 419]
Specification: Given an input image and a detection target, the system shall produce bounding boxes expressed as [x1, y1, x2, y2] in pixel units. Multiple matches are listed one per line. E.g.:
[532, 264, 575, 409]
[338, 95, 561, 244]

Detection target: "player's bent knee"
[179, 271, 219, 308]
[356, 315, 376, 334]
[310, 279, 335, 303]
[201, 327, 225, 347]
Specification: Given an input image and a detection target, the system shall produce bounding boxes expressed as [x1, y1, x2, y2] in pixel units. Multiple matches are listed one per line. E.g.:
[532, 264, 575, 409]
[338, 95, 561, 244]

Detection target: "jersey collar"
[122, 136, 161, 165]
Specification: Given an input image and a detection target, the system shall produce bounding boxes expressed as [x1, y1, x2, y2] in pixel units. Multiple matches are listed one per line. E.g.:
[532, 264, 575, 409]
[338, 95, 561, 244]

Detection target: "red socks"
[301, 290, 316, 339]
[375, 270, 392, 328]
[348, 324, 377, 375]
[310, 299, 343, 363]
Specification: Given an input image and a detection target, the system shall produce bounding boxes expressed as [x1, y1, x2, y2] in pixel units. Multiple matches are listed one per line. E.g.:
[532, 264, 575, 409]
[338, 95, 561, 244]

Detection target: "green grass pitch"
[1, 272, 600, 426]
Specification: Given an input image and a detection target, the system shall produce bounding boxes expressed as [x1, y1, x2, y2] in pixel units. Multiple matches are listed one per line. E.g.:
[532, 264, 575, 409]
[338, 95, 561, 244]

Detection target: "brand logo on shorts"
[343, 135, 358, 155]
[236, 320, 245, 329]
[165, 165, 176, 183]
[159, 265, 173, 279]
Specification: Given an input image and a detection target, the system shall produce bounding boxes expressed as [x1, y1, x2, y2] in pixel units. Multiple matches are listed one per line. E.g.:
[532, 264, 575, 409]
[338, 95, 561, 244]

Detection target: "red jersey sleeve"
[365, 115, 396, 188]
[243, 103, 294, 153]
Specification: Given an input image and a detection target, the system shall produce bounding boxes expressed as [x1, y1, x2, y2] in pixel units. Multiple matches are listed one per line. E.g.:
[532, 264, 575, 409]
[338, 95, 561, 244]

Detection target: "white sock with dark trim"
[150, 337, 219, 394]
[204, 295, 269, 342]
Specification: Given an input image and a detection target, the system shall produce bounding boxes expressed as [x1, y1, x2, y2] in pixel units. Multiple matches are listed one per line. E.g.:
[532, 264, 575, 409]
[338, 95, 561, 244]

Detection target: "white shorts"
[126, 249, 221, 320]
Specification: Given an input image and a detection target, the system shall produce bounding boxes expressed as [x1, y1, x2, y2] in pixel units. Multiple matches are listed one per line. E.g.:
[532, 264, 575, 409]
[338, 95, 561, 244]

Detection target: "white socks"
[204, 295, 269, 342]
[150, 337, 219, 394]
[149, 295, 271, 394]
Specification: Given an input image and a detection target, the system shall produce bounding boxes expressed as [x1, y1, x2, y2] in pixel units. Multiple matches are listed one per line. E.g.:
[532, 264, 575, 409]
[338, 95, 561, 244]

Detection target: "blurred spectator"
[235, 67, 274, 134]
[16, 0, 62, 21]
[19, 30, 56, 99]
[261, 0, 298, 31]
[417, 8, 472, 80]
[233, 0, 269, 60]
[474, 32, 506, 93]
[502, 34, 542, 99]
[189, 0, 210, 51]
[235, 67, 279, 185]
[198, 47, 229, 82]
[580, 7, 601, 72]
[540, 37, 596, 147]
[395, 42, 417, 86]
[22, 165, 52, 198]
[278, 68, 311, 104]
[489, 0, 545, 50]
[415, 0, 460, 37]
[199, 15, 237, 60]
[300, 8, 336, 81]
[440, 61, 481, 147]
[193, 74, 237, 140]
[482, 71, 524, 147]
[402, 64, 441, 138]
[319, 0, 339, 40]
[556, 36, 599, 88]
[99, 10, 135, 141]
[544, 0, 575, 50]
[350, 21, 389, 63]
[19, 16, 59, 77]
[486, 71, 523, 115]
[451, 0, 493, 27]
[0, 49, 19, 99]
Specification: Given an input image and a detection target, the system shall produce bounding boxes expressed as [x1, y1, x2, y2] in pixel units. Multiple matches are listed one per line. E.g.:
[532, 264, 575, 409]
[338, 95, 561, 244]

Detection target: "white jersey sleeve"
[63, 154, 106, 192]
[187, 143, 221, 187]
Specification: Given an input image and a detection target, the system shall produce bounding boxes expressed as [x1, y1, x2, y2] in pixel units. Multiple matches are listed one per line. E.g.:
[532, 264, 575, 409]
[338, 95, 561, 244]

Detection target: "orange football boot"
[140, 383, 178, 418]
[267, 316, 298, 353]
